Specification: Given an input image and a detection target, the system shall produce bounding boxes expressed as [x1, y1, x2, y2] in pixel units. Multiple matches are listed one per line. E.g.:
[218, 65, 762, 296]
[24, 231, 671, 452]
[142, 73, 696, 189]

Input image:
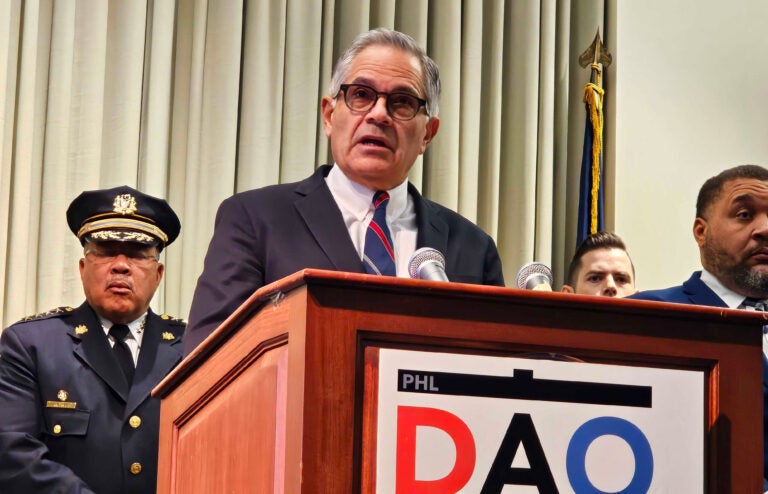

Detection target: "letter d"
[396, 406, 476, 493]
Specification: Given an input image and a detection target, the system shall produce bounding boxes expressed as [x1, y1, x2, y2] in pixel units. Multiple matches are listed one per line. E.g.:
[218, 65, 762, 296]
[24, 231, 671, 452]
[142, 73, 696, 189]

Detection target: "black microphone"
[408, 247, 449, 282]
[515, 262, 553, 291]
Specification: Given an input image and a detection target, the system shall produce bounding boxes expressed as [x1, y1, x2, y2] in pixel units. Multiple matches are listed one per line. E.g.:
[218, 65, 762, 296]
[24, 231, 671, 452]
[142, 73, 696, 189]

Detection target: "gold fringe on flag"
[583, 63, 604, 235]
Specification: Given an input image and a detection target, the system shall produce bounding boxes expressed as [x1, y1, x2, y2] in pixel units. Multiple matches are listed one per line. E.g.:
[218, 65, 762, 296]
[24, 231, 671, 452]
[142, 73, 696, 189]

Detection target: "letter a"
[481, 413, 558, 493]
[396, 406, 476, 493]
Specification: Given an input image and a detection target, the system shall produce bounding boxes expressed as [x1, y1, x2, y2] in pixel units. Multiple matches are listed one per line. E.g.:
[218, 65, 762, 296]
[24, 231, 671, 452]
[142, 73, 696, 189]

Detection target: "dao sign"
[375, 350, 704, 493]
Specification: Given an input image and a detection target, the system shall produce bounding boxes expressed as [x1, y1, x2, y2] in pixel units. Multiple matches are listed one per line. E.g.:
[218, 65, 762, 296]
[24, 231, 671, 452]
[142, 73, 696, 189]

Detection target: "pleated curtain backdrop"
[0, 0, 606, 327]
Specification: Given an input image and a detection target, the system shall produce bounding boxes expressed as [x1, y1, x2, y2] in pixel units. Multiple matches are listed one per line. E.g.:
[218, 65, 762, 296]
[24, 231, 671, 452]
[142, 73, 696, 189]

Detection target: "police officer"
[0, 185, 184, 493]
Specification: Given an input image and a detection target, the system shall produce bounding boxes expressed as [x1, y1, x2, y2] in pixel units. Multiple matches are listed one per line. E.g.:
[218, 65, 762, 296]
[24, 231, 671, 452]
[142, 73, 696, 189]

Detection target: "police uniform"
[0, 186, 183, 494]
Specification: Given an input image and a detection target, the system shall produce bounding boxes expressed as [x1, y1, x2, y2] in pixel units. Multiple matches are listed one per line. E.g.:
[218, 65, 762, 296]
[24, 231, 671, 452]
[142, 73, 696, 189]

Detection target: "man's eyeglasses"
[337, 84, 427, 121]
[84, 246, 159, 266]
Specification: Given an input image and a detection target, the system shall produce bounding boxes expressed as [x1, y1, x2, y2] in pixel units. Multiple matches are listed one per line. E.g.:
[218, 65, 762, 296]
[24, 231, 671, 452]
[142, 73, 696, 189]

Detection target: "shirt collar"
[699, 269, 753, 308]
[326, 164, 409, 220]
[99, 312, 148, 340]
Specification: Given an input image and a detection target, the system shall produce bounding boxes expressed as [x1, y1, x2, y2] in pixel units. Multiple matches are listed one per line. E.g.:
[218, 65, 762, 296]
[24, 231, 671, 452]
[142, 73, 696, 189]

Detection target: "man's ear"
[561, 285, 575, 294]
[419, 117, 440, 153]
[321, 96, 335, 138]
[156, 262, 165, 282]
[693, 217, 707, 248]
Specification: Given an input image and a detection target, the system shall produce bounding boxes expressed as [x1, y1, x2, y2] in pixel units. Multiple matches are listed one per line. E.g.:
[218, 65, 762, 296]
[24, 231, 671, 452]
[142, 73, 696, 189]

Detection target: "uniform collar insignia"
[74, 324, 88, 335]
[161, 331, 175, 341]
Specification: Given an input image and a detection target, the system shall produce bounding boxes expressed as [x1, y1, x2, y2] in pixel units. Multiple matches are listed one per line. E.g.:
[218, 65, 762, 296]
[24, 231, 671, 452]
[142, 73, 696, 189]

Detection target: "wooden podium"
[153, 269, 764, 492]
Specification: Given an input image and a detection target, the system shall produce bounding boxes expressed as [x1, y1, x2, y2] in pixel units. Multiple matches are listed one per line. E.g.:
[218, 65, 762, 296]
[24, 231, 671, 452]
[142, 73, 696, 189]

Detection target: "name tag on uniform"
[46, 401, 77, 409]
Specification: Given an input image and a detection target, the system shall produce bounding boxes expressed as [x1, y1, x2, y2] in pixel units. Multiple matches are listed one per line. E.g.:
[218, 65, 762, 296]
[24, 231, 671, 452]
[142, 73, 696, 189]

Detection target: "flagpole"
[576, 30, 613, 245]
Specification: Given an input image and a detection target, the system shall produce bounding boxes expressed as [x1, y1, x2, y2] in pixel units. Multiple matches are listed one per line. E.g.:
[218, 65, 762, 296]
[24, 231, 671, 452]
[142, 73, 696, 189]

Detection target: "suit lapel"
[70, 303, 130, 401]
[293, 167, 453, 272]
[125, 312, 183, 416]
[294, 165, 366, 273]
[411, 184, 449, 254]
[682, 272, 728, 307]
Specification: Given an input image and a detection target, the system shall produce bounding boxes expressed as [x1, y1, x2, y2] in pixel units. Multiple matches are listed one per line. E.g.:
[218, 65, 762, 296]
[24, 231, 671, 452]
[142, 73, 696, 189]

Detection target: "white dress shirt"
[100, 313, 147, 365]
[325, 164, 417, 277]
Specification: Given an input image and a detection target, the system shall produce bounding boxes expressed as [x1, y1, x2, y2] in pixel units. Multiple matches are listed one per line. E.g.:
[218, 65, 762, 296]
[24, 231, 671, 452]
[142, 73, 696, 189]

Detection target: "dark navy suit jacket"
[0, 303, 185, 494]
[630, 271, 768, 480]
[184, 165, 505, 354]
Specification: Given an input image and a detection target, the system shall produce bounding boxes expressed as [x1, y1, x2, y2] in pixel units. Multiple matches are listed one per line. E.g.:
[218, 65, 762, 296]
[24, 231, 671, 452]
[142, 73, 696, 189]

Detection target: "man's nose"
[754, 214, 768, 238]
[602, 277, 618, 297]
[110, 255, 132, 273]
[365, 95, 393, 123]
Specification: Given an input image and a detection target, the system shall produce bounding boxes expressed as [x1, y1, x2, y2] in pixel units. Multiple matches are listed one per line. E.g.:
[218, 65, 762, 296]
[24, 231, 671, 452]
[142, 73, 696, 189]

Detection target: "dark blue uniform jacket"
[0, 303, 185, 493]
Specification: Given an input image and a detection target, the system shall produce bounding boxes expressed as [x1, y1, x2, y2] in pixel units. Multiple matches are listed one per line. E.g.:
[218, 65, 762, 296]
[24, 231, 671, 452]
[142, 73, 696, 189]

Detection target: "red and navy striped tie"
[363, 191, 396, 276]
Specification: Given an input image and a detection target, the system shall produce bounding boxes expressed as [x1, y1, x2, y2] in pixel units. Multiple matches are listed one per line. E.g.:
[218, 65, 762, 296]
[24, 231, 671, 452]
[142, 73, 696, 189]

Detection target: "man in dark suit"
[0, 186, 185, 493]
[183, 28, 504, 354]
[630, 164, 768, 487]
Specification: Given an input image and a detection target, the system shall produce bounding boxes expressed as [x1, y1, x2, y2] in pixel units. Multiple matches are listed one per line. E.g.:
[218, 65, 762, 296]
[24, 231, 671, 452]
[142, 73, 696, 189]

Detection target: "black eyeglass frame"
[337, 83, 428, 121]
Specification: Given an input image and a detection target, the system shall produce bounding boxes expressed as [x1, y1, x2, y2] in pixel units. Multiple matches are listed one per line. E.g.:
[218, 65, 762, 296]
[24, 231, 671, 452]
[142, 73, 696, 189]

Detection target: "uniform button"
[130, 462, 142, 475]
[53, 424, 62, 434]
[129, 415, 141, 428]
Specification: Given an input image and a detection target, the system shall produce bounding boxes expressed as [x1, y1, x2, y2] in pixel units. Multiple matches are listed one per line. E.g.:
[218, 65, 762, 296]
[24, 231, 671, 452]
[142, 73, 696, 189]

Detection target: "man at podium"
[630, 164, 768, 489]
[183, 28, 505, 355]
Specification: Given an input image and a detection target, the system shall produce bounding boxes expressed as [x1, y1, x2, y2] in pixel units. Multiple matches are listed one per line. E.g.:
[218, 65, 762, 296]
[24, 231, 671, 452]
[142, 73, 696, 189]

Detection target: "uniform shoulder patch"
[159, 314, 187, 326]
[16, 307, 75, 324]
[157, 314, 185, 342]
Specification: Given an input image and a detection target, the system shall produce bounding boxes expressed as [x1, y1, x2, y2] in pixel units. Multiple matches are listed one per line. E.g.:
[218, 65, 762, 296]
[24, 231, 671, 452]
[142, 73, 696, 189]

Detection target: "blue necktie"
[363, 191, 396, 276]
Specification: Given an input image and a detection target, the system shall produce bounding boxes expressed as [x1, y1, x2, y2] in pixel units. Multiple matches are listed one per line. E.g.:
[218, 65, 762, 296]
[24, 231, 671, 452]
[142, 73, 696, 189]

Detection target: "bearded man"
[630, 164, 768, 488]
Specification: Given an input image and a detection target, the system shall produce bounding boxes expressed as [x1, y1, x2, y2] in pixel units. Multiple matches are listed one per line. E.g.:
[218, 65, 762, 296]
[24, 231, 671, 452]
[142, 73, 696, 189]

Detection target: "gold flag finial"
[579, 29, 612, 70]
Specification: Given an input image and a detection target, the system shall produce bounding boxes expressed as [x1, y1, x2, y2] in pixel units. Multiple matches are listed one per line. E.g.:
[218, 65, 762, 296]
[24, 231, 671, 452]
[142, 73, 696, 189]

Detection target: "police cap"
[66, 185, 181, 248]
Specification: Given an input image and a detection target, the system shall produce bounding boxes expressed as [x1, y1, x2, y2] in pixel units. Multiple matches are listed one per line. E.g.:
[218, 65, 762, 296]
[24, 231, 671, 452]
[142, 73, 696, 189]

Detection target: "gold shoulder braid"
[18, 307, 75, 323]
[160, 314, 186, 325]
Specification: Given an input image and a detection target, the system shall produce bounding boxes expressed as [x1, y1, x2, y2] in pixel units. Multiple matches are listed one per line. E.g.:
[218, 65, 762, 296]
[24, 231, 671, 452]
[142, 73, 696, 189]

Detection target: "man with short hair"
[184, 28, 505, 354]
[630, 164, 768, 487]
[0, 186, 184, 493]
[561, 231, 637, 297]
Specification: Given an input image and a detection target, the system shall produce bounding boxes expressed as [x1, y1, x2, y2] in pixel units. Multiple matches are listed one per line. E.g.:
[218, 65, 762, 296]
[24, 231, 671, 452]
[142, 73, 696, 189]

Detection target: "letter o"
[566, 416, 653, 494]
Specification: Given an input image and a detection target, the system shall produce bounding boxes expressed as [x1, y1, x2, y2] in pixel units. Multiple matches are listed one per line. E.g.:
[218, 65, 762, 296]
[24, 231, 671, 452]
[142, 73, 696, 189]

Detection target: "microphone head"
[408, 247, 448, 281]
[515, 261, 553, 290]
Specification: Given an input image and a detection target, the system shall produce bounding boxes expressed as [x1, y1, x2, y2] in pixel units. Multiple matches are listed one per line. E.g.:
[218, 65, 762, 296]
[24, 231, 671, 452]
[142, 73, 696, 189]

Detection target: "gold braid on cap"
[87, 230, 158, 243]
[77, 217, 168, 244]
[84, 211, 155, 224]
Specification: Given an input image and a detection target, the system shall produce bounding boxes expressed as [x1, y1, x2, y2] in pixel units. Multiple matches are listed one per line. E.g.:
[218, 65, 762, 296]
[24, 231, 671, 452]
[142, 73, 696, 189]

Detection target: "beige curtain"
[0, 0, 606, 327]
